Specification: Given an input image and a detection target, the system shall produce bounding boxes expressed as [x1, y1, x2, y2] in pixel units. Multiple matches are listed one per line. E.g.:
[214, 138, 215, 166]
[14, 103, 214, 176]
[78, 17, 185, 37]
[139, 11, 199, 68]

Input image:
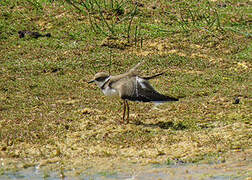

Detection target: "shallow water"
[1, 160, 251, 180]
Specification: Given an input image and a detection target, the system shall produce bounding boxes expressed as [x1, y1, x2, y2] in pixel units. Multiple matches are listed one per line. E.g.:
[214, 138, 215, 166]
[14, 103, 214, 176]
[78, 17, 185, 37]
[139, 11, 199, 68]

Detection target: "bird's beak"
[88, 79, 95, 84]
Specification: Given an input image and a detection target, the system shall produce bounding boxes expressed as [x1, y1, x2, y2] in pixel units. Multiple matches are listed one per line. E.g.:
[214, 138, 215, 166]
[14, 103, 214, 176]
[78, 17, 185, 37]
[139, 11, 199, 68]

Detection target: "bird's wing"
[108, 60, 145, 84]
[128, 60, 145, 75]
[141, 72, 165, 80]
[118, 77, 178, 102]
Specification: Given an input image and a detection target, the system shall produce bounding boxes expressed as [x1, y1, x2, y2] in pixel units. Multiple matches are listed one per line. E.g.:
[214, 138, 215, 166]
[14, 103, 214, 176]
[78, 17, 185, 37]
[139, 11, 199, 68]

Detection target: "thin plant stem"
[134, 25, 138, 46]
[111, 0, 113, 9]
[127, 5, 137, 43]
[65, 0, 85, 13]
[109, 48, 112, 75]
[140, 37, 143, 48]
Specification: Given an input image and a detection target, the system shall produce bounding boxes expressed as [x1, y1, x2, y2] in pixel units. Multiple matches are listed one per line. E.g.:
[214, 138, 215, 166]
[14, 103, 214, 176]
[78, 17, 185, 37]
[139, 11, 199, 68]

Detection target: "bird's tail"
[142, 72, 165, 80]
[163, 95, 179, 101]
[153, 95, 178, 106]
[152, 93, 178, 102]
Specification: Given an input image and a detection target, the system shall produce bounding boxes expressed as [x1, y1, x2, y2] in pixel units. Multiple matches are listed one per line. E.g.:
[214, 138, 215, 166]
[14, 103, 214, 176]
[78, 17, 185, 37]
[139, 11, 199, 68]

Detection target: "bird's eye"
[96, 77, 107, 82]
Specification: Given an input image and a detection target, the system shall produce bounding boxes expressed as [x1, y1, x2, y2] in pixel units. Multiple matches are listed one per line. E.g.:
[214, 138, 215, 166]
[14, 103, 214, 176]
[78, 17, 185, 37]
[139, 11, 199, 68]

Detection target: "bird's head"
[88, 72, 110, 88]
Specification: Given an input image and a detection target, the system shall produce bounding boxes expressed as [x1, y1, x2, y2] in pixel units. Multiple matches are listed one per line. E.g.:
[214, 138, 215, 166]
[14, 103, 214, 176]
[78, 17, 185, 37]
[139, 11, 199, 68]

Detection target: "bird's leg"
[122, 100, 126, 124]
[126, 100, 130, 124]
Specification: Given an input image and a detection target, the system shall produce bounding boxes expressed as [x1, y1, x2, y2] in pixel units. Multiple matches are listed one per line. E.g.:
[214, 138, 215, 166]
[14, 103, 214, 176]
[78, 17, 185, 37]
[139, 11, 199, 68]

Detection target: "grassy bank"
[0, 0, 251, 174]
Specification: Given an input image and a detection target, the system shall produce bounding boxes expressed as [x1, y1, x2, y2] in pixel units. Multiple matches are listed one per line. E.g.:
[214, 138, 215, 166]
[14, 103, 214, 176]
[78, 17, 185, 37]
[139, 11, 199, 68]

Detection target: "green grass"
[0, 0, 251, 174]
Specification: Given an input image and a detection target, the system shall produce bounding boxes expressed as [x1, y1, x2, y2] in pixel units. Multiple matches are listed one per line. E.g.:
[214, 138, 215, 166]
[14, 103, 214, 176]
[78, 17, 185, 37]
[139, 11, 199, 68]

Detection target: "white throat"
[95, 76, 118, 96]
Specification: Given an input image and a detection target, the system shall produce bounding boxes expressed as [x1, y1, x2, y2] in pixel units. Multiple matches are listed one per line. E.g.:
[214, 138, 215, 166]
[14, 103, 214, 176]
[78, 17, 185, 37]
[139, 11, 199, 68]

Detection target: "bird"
[88, 61, 178, 124]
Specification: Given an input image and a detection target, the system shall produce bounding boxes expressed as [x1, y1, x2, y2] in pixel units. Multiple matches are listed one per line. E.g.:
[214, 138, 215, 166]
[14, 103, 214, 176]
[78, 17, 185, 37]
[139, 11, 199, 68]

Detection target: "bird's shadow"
[132, 120, 187, 130]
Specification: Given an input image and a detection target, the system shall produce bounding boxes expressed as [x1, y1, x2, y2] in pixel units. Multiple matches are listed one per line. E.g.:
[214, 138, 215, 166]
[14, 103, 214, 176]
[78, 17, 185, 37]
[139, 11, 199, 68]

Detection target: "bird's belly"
[102, 87, 118, 96]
